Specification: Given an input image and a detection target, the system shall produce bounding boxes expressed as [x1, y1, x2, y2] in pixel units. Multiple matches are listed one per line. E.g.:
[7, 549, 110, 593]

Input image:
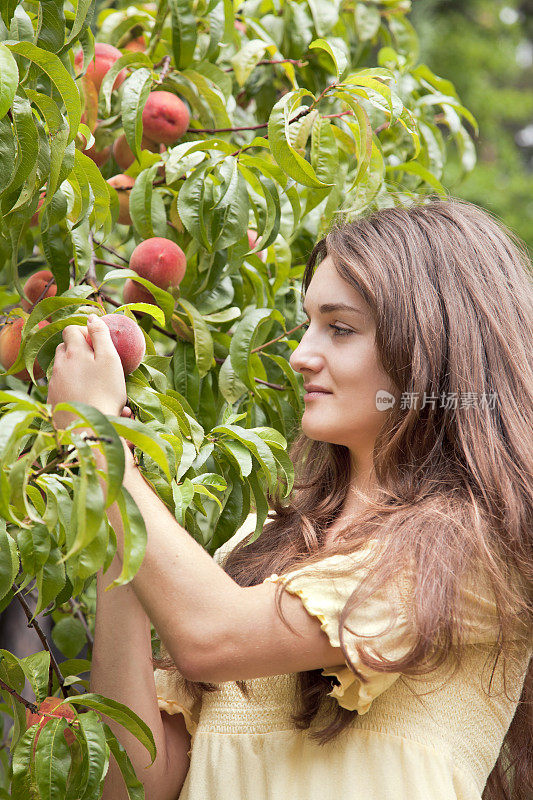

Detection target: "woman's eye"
[329, 324, 354, 337]
[300, 322, 354, 337]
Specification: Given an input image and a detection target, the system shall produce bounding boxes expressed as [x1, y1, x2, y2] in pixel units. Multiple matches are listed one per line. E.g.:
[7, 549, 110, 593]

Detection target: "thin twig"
[0, 678, 39, 715]
[154, 55, 171, 84]
[95, 259, 128, 270]
[188, 121, 268, 134]
[92, 239, 129, 264]
[223, 57, 308, 73]
[254, 378, 287, 390]
[251, 321, 306, 353]
[15, 590, 68, 698]
[68, 598, 94, 650]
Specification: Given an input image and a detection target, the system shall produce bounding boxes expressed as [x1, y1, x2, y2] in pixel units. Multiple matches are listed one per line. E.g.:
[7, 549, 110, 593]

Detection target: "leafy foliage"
[0, 0, 476, 796]
[412, 0, 533, 254]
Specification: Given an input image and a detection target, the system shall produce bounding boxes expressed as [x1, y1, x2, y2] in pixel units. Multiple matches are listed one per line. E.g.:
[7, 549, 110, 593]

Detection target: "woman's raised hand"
[47, 314, 127, 429]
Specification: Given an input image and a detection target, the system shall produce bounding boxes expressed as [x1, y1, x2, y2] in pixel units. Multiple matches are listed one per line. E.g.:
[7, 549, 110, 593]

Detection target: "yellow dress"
[154, 517, 531, 800]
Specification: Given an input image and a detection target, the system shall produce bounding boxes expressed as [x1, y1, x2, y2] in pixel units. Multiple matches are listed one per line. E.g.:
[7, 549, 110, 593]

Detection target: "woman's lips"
[304, 391, 332, 401]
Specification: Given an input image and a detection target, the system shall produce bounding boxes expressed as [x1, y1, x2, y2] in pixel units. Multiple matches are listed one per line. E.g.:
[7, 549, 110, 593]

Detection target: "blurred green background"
[411, 0, 533, 257]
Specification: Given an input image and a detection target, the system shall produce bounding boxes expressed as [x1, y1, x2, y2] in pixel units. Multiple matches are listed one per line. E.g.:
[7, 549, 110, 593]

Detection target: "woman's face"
[289, 256, 396, 478]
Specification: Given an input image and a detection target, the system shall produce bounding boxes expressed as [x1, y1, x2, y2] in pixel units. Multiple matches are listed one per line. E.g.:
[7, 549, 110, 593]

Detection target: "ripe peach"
[74, 43, 126, 94]
[107, 174, 135, 225]
[123, 278, 157, 305]
[124, 34, 147, 52]
[30, 194, 46, 227]
[99, 314, 146, 374]
[142, 92, 190, 145]
[130, 237, 187, 290]
[112, 134, 161, 171]
[84, 123, 112, 167]
[21, 270, 57, 312]
[0, 318, 50, 382]
[247, 229, 266, 261]
[85, 140, 111, 166]
[26, 697, 77, 756]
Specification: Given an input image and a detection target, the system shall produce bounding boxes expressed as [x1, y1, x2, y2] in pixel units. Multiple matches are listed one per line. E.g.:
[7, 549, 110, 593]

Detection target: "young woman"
[47, 198, 532, 800]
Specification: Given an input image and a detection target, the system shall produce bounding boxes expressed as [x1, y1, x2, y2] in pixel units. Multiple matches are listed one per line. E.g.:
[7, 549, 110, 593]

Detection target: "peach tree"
[0, 0, 477, 796]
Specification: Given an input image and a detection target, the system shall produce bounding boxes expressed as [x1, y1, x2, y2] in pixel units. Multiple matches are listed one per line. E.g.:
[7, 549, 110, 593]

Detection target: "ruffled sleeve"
[153, 640, 202, 749]
[262, 542, 417, 715]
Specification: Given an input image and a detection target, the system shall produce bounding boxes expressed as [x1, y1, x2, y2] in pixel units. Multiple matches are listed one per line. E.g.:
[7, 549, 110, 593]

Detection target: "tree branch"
[0, 678, 39, 715]
[251, 321, 306, 353]
[15, 590, 69, 698]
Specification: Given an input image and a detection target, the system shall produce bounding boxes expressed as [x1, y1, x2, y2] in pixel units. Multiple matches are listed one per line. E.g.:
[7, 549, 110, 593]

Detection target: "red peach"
[124, 34, 147, 52]
[247, 229, 266, 261]
[26, 697, 77, 757]
[123, 278, 157, 305]
[98, 314, 146, 374]
[129, 237, 187, 289]
[112, 134, 162, 171]
[74, 43, 126, 94]
[142, 92, 190, 145]
[30, 193, 46, 227]
[107, 174, 135, 225]
[83, 123, 112, 167]
[21, 270, 57, 312]
[0, 318, 50, 382]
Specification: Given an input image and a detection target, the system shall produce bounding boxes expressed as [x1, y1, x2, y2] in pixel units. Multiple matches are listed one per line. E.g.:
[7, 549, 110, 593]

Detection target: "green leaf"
[77, 711, 109, 800]
[0, 44, 18, 120]
[309, 38, 348, 80]
[0, 520, 18, 602]
[230, 39, 266, 87]
[99, 51, 152, 118]
[218, 355, 248, 404]
[10, 725, 40, 797]
[129, 164, 166, 239]
[51, 617, 87, 658]
[34, 715, 73, 800]
[18, 651, 51, 705]
[99, 269, 174, 328]
[217, 438, 253, 478]
[354, 4, 381, 41]
[121, 68, 152, 162]
[65, 695, 156, 763]
[6, 42, 82, 142]
[1, 0, 18, 28]
[102, 723, 145, 800]
[170, 0, 198, 69]
[178, 298, 214, 379]
[229, 308, 284, 391]
[212, 424, 278, 492]
[35, 539, 66, 615]
[107, 416, 173, 482]
[208, 467, 245, 552]
[307, 0, 339, 36]
[104, 485, 148, 588]
[268, 90, 331, 188]
[387, 159, 447, 196]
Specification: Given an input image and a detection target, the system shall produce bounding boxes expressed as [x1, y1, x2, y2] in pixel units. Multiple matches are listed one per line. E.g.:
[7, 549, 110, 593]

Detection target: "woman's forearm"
[86, 433, 244, 679]
[90, 475, 172, 798]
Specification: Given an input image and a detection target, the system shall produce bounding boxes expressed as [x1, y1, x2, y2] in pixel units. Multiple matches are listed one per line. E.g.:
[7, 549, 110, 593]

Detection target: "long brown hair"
[153, 198, 532, 799]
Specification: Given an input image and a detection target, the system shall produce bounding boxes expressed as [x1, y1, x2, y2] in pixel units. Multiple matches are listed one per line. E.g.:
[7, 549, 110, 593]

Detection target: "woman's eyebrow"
[302, 302, 366, 317]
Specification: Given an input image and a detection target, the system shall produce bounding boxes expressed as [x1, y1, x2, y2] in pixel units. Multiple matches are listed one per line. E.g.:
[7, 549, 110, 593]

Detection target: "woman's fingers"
[61, 324, 89, 351]
[86, 315, 119, 361]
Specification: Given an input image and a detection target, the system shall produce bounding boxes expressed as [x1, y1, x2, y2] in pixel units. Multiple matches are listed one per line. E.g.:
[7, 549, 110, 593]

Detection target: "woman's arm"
[90, 450, 190, 800]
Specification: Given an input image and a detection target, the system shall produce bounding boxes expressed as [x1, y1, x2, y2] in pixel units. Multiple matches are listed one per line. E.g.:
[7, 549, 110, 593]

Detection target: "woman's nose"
[289, 330, 323, 374]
